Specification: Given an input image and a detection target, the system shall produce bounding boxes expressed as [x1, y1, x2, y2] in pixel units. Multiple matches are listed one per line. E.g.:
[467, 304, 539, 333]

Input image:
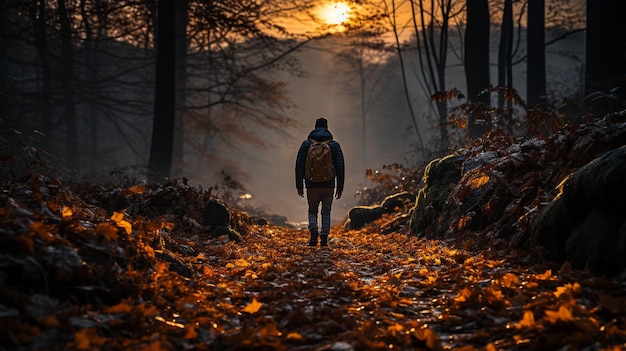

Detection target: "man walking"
[295, 118, 345, 247]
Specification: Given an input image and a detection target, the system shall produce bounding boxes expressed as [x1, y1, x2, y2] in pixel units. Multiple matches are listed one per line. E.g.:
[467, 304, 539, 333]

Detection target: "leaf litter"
[2, 117, 626, 350]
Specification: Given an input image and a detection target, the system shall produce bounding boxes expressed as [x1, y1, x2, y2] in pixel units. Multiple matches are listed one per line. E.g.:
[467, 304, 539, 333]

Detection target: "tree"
[330, 33, 392, 170]
[585, 1, 626, 100]
[497, 0, 513, 110]
[57, 0, 79, 162]
[383, 0, 425, 159]
[463, 0, 490, 138]
[409, 0, 464, 151]
[527, 0, 546, 106]
[31, 0, 53, 142]
[148, 0, 176, 179]
[172, 0, 189, 178]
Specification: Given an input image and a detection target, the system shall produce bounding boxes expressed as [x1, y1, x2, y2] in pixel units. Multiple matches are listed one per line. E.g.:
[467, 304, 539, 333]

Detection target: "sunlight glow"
[317, 2, 352, 26]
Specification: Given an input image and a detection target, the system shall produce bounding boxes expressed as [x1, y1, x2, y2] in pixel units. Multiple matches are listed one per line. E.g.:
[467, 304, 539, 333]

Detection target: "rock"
[255, 217, 269, 225]
[344, 206, 386, 230]
[532, 145, 626, 276]
[409, 154, 465, 236]
[202, 199, 230, 226]
[344, 192, 416, 230]
[381, 191, 416, 211]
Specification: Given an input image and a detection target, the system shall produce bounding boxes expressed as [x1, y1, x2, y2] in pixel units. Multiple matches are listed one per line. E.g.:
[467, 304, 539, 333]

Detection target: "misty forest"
[2, 0, 626, 350]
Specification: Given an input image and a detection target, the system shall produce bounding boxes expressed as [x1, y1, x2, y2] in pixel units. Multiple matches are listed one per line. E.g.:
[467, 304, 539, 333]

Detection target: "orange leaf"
[117, 220, 132, 234]
[554, 282, 581, 298]
[62, 206, 73, 220]
[96, 222, 118, 241]
[111, 211, 124, 222]
[499, 273, 520, 288]
[468, 174, 490, 189]
[242, 298, 263, 314]
[286, 332, 303, 340]
[545, 306, 573, 323]
[535, 270, 553, 280]
[128, 185, 145, 194]
[516, 310, 535, 329]
[387, 323, 404, 336]
[457, 215, 472, 230]
[111, 211, 132, 234]
[454, 287, 472, 303]
[235, 259, 250, 267]
[412, 327, 442, 350]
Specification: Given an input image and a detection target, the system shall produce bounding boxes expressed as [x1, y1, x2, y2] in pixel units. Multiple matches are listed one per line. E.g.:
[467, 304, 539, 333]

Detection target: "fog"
[209, 30, 586, 227]
[218, 43, 424, 227]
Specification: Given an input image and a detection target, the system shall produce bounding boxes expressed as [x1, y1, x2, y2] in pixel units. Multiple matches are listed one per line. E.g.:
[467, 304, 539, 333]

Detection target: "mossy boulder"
[409, 154, 465, 237]
[345, 192, 416, 230]
[532, 145, 626, 276]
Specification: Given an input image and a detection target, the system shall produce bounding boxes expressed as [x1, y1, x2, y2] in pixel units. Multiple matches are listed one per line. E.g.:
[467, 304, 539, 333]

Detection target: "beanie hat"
[315, 118, 328, 129]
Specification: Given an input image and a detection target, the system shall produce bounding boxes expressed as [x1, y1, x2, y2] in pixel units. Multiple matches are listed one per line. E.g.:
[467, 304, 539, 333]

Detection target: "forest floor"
[3, 115, 626, 350]
[2, 174, 626, 351]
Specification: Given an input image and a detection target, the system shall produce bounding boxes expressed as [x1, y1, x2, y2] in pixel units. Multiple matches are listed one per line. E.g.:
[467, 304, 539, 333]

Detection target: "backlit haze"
[200, 0, 585, 228]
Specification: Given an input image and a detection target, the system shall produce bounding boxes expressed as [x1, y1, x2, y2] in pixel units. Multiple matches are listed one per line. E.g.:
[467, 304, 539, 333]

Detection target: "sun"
[317, 1, 352, 26]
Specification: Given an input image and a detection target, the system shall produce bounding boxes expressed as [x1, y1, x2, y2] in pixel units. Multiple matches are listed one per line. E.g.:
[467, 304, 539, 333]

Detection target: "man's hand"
[335, 190, 342, 199]
[297, 188, 304, 197]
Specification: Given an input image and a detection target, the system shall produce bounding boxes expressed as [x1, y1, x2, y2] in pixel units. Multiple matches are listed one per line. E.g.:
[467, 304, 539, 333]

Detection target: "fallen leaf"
[242, 298, 262, 314]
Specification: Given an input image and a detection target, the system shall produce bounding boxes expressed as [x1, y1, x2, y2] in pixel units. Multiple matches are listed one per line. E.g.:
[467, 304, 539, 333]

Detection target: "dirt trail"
[196, 224, 625, 350]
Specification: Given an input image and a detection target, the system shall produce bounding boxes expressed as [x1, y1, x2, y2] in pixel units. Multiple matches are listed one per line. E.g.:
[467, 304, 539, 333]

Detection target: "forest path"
[195, 224, 616, 350]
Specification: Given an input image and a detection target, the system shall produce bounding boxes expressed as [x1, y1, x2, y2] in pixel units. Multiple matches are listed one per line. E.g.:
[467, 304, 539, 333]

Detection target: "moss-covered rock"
[409, 154, 465, 237]
[532, 145, 626, 276]
[345, 192, 416, 230]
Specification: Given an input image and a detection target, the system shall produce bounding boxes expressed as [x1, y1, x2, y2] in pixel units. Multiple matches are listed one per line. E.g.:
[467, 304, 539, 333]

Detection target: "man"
[295, 118, 345, 247]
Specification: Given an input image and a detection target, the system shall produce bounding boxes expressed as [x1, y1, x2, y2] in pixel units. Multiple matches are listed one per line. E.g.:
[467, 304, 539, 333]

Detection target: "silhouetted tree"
[409, 0, 463, 151]
[172, 0, 189, 177]
[384, 0, 425, 158]
[148, 0, 176, 179]
[464, 0, 490, 138]
[497, 0, 513, 110]
[585, 0, 626, 100]
[57, 0, 79, 162]
[32, 0, 53, 142]
[527, 0, 546, 106]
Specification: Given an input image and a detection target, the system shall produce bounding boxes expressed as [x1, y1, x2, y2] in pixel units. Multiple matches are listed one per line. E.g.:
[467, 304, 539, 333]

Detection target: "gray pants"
[306, 187, 334, 236]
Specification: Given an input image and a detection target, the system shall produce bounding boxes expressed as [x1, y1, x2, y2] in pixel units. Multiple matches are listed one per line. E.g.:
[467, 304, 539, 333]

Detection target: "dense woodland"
[2, 0, 626, 350]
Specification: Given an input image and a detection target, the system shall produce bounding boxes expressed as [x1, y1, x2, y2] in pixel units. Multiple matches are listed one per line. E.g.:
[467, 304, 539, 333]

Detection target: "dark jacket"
[295, 127, 345, 192]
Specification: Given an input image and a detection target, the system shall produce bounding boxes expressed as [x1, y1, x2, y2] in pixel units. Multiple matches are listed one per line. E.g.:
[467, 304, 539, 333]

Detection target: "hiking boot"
[308, 232, 319, 246]
[320, 235, 328, 247]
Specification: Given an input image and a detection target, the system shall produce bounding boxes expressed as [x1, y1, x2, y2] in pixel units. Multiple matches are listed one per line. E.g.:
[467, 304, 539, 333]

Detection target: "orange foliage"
[1, 165, 625, 350]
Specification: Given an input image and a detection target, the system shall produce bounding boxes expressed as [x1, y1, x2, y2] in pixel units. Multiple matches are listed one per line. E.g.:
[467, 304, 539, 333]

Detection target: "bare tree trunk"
[527, 0, 545, 106]
[172, 0, 189, 178]
[464, 0, 490, 139]
[411, 0, 453, 151]
[149, 0, 176, 179]
[32, 0, 52, 144]
[497, 0, 513, 109]
[357, 57, 367, 170]
[57, 0, 78, 165]
[585, 0, 626, 98]
[388, 0, 425, 158]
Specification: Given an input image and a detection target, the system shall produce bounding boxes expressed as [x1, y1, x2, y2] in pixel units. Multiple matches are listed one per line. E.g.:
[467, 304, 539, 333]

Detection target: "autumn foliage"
[2, 116, 626, 350]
